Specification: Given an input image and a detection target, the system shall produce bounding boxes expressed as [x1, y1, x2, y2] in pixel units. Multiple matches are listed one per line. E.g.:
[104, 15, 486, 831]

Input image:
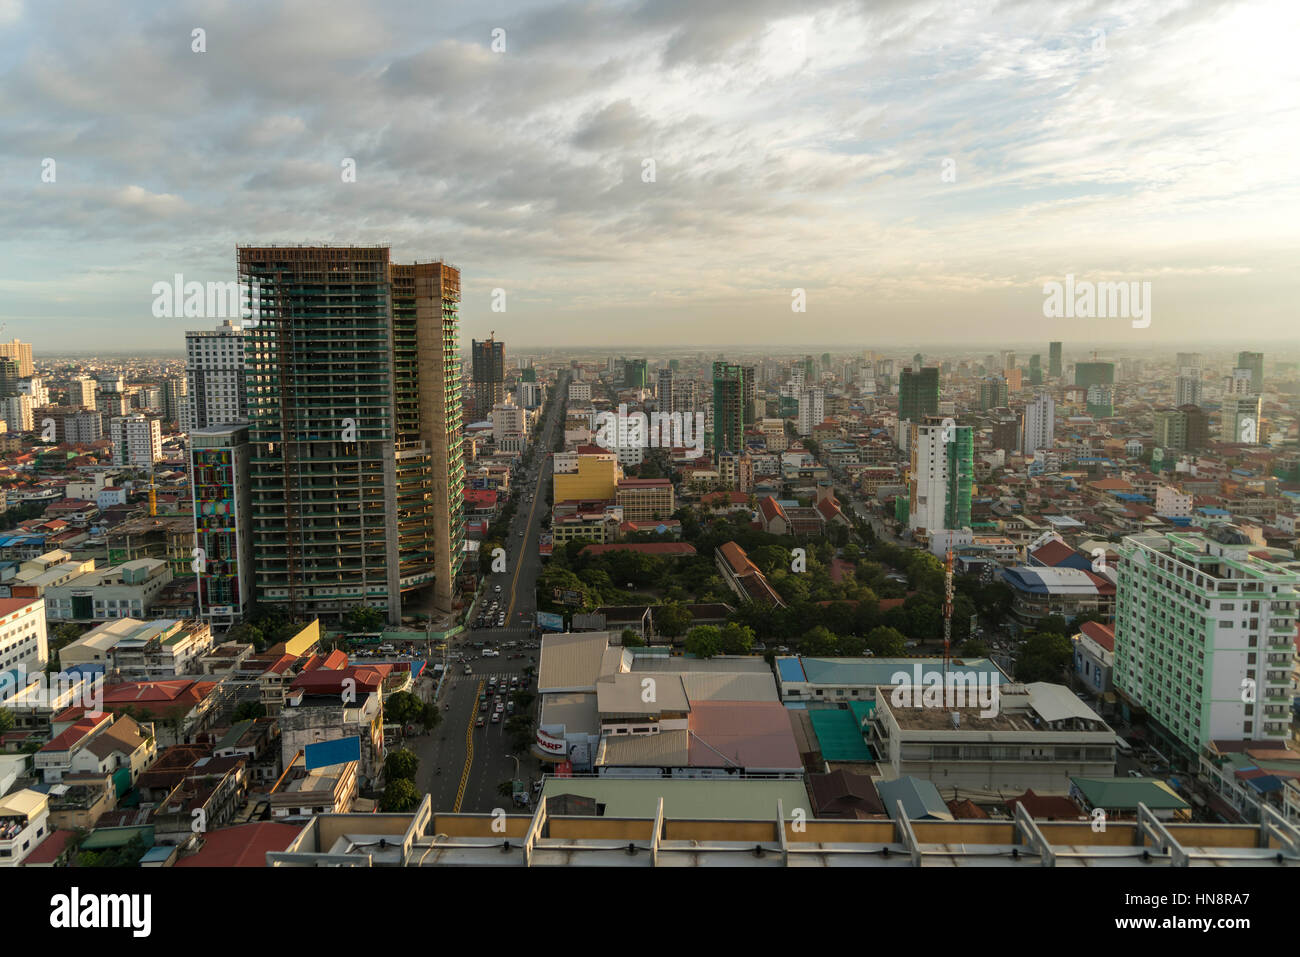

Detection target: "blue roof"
[1198, 507, 1230, 516]
[878, 776, 951, 820]
[775, 657, 806, 683]
[1114, 492, 1149, 502]
[794, 657, 1003, 687]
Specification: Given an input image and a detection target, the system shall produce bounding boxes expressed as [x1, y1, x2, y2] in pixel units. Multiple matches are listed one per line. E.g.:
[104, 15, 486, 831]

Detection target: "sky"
[1, 0, 1298, 353]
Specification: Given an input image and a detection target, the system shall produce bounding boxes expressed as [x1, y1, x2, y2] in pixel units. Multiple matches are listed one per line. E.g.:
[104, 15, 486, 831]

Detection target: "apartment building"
[184, 320, 247, 432]
[1113, 525, 1300, 755]
[109, 414, 162, 467]
[615, 478, 674, 522]
[190, 424, 252, 627]
[43, 558, 173, 622]
[0, 596, 48, 673]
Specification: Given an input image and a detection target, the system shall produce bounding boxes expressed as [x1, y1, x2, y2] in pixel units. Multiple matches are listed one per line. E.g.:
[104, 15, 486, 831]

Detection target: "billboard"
[304, 735, 361, 771]
[536, 728, 566, 756]
[536, 611, 565, 632]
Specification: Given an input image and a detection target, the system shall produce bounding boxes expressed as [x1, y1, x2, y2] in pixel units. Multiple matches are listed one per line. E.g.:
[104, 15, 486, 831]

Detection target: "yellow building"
[553, 453, 621, 503]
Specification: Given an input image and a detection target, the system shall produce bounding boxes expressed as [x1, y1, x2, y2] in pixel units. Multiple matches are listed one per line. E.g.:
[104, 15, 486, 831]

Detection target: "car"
[510, 676, 519, 687]
[463, 665, 473, 675]
[1128, 770, 1144, 778]
[478, 701, 487, 712]
[494, 585, 502, 593]
[476, 717, 485, 728]
[491, 712, 501, 723]
[507, 701, 515, 714]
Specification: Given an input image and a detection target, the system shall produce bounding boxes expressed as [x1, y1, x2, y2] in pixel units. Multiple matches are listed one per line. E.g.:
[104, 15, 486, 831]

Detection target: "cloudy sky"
[1, 0, 1297, 353]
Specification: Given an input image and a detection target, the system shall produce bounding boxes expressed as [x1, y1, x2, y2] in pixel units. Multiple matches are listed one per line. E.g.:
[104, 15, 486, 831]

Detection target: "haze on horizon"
[2, 0, 1297, 353]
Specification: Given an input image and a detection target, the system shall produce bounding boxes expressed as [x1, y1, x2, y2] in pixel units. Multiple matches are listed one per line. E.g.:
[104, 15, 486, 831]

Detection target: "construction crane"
[148, 466, 157, 517]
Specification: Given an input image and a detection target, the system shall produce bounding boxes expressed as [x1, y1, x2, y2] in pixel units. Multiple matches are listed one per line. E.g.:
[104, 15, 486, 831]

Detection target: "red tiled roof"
[24, 829, 75, 865]
[174, 822, 304, 867]
[1006, 789, 1083, 821]
[1079, 621, 1115, 652]
[1030, 540, 1078, 567]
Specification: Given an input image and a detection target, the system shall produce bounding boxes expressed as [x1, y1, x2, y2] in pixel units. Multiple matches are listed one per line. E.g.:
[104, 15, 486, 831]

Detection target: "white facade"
[908, 423, 951, 534]
[568, 382, 592, 402]
[184, 320, 247, 432]
[1154, 486, 1192, 518]
[17, 378, 49, 408]
[796, 387, 824, 436]
[1175, 371, 1202, 407]
[110, 415, 162, 467]
[0, 597, 48, 674]
[1221, 395, 1261, 443]
[1, 395, 33, 433]
[1022, 392, 1055, 456]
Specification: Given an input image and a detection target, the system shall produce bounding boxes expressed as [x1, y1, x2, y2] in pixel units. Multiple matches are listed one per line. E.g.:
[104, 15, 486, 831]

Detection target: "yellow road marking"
[453, 678, 484, 812]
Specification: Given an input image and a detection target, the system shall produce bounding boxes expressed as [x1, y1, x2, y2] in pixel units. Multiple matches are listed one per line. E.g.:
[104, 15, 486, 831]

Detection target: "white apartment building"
[1, 394, 33, 433]
[0, 597, 48, 674]
[110, 414, 162, 467]
[1022, 392, 1055, 457]
[1221, 395, 1262, 444]
[17, 377, 49, 408]
[1113, 526, 1300, 755]
[1175, 370, 1202, 407]
[568, 381, 592, 403]
[1154, 486, 1192, 518]
[69, 376, 97, 408]
[184, 320, 247, 432]
[0, 790, 49, 867]
[796, 387, 824, 437]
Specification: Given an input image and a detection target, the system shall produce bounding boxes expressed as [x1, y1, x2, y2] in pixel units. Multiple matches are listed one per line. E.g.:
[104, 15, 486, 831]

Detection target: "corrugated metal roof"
[537, 632, 611, 691]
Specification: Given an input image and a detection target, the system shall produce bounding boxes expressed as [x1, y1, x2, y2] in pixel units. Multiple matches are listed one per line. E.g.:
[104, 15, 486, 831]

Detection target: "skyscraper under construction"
[237, 245, 465, 624]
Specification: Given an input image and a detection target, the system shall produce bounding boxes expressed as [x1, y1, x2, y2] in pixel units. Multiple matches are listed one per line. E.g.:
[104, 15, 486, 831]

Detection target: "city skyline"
[4, 0, 1298, 351]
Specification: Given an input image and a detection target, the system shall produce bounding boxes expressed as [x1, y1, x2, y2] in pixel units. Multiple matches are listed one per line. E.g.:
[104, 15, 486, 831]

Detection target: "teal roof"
[796, 657, 1004, 687]
[808, 708, 875, 761]
[1070, 777, 1189, 811]
[878, 776, 951, 820]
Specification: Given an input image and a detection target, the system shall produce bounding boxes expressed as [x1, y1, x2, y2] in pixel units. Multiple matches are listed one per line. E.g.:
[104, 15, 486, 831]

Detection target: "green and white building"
[1113, 525, 1299, 756]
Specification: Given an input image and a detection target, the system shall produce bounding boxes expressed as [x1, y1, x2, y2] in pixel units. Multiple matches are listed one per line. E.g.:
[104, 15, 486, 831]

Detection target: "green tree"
[386, 690, 424, 726]
[684, 625, 722, 659]
[344, 604, 385, 633]
[799, 625, 838, 656]
[381, 778, 420, 812]
[1015, 632, 1074, 683]
[621, 629, 645, 648]
[654, 601, 694, 639]
[233, 701, 266, 722]
[419, 702, 442, 733]
[865, 625, 907, 657]
[719, 622, 755, 655]
[384, 748, 419, 782]
[0, 707, 13, 733]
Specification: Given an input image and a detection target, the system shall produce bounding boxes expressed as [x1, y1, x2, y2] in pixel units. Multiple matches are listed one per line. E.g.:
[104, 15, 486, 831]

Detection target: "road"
[412, 375, 567, 812]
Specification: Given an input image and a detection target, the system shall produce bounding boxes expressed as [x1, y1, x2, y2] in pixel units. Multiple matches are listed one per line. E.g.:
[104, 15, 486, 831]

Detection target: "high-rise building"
[673, 379, 697, 414]
[238, 245, 465, 623]
[0, 339, 34, 377]
[68, 376, 97, 408]
[110, 414, 162, 467]
[1085, 384, 1113, 418]
[796, 387, 825, 436]
[1074, 361, 1114, 389]
[0, 359, 20, 397]
[898, 366, 940, 424]
[1022, 393, 1055, 456]
[162, 376, 188, 425]
[711, 362, 749, 453]
[1113, 526, 1300, 754]
[471, 337, 506, 420]
[657, 367, 675, 414]
[908, 419, 973, 534]
[96, 375, 128, 419]
[1048, 342, 1062, 379]
[191, 424, 252, 627]
[1236, 352, 1264, 393]
[1028, 354, 1042, 386]
[43, 407, 102, 444]
[184, 320, 247, 432]
[1154, 405, 1210, 452]
[742, 365, 757, 425]
[1175, 352, 1202, 372]
[624, 358, 648, 391]
[1221, 395, 1262, 444]
[977, 376, 1008, 411]
[1175, 370, 1202, 407]
[2, 394, 33, 432]
[1226, 369, 1253, 395]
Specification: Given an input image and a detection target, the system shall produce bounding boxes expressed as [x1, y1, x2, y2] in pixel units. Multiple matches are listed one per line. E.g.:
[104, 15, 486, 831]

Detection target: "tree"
[381, 778, 420, 812]
[233, 701, 266, 722]
[865, 625, 907, 657]
[386, 691, 424, 727]
[654, 601, 693, 639]
[419, 702, 442, 733]
[497, 780, 516, 798]
[384, 748, 419, 782]
[1015, 631, 1074, 683]
[799, 625, 837, 656]
[684, 625, 722, 659]
[719, 622, 755, 655]
[961, 639, 990, 658]
[344, 604, 385, 633]
[621, 629, 645, 648]
[0, 707, 12, 733]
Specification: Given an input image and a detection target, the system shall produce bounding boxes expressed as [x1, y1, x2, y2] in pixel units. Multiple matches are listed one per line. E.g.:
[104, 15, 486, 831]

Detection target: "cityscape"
[2, 0, 1295, 927]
